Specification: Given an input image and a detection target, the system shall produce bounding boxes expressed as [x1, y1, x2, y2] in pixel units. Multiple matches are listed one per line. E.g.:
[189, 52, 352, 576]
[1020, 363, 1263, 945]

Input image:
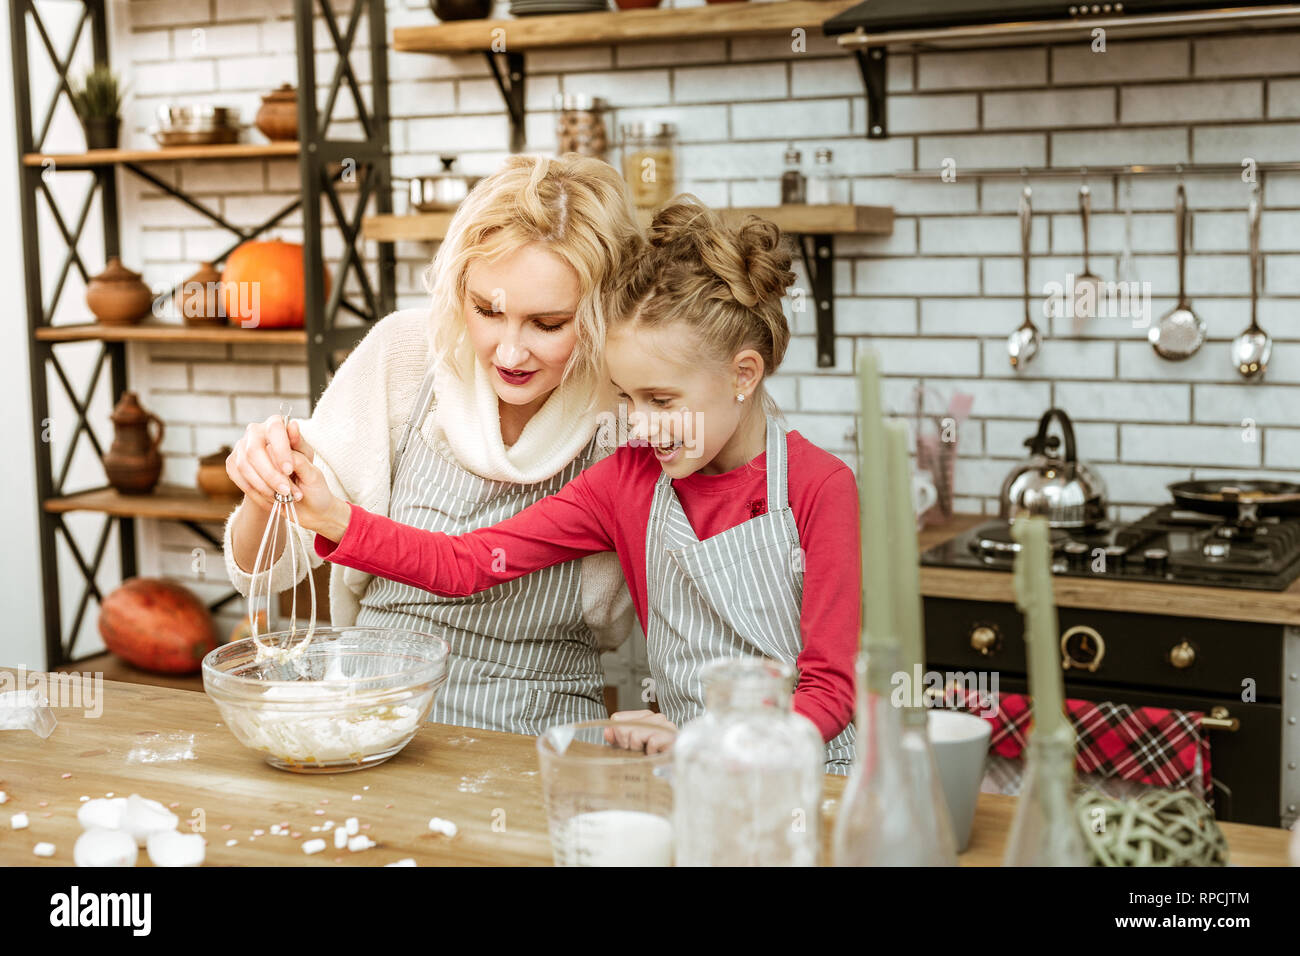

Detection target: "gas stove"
[921, 505, 1300, 591]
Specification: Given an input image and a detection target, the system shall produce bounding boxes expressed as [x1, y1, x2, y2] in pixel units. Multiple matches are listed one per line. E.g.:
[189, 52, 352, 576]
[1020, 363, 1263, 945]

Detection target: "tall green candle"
[884, 419, 924, 682]
[856, 351, 894, 649]
[1011, 516, 1071, 743]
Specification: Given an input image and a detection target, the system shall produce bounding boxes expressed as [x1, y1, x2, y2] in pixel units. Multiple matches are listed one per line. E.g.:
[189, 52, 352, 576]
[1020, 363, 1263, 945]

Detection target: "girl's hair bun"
[646, 195, 794, 308]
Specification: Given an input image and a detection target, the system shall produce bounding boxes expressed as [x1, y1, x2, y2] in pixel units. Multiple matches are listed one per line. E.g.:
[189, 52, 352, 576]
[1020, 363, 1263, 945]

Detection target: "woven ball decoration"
[1075, 789, 1229, 866]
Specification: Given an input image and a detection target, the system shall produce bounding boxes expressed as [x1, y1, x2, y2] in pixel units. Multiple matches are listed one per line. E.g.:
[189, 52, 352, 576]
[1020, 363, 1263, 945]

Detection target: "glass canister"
[554, 94, 609, 161]
[673, 657, 824, 866]
[619, 121, 677, 210]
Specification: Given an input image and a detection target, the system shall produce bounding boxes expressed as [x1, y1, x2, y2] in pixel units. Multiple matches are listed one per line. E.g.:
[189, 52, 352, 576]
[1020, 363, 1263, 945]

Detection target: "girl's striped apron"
[644, 414, 856, 775]
[353, 363, 607, 735]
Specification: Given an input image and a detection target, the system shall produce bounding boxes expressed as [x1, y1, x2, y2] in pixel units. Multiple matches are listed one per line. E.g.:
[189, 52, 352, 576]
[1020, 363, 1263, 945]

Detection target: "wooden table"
[0, 672, 1290, 866]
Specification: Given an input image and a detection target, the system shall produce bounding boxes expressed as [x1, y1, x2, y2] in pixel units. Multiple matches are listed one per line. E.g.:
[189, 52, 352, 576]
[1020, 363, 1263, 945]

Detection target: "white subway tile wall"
[116, 3, 1300, 637]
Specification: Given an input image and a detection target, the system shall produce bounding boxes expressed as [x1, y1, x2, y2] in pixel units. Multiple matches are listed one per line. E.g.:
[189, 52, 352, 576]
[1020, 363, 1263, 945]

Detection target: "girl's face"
[464, 242, 581, 409]
[606, 321, 764, 479]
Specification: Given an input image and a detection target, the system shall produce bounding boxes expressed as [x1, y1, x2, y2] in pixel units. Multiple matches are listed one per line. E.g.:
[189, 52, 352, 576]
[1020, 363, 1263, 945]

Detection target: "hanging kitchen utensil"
[1008, 186, 1041, 370]
[1118, 176, 1138, 287]
[1231, 185, 1272, 380]
[1149, 181, 1206, 360]
[1073, 182, 1103, 333]
[999, 408, 1107, 529]
[1167, 479, 1300, 519]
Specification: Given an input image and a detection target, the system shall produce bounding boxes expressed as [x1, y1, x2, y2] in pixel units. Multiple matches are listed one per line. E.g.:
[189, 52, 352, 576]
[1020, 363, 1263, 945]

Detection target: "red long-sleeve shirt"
[315, 431, 860, 742]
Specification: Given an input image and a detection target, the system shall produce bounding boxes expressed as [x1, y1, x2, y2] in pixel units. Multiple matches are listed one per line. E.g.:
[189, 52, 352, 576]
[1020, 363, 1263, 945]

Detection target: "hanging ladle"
[1149, 180, 1206, 360]
[1008, 186, 1041, 371]
[1072, 181, 1103, 333]
[1231, 185, 1271, 380]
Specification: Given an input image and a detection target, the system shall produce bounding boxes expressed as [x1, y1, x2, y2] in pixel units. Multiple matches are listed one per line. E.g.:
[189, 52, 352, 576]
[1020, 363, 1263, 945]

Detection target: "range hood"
[823, 0, 1292, 35]
[822, 2, 1300, 138]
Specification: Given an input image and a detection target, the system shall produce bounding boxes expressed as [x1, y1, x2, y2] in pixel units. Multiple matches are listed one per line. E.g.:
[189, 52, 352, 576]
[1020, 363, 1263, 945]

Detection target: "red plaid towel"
[947, 689, 1213, 805]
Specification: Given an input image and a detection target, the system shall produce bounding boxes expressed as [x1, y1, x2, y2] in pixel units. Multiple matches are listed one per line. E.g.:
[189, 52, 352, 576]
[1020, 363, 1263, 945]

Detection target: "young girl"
[283, 198, 860, 774]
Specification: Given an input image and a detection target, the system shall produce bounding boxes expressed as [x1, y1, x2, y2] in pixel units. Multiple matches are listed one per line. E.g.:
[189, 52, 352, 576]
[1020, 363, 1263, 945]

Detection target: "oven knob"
[1063, 541, 1089, 566]
[969, 624, 1002, 657]
[1169, 640, 1195, 669]
[1144, 547, 1169, 573]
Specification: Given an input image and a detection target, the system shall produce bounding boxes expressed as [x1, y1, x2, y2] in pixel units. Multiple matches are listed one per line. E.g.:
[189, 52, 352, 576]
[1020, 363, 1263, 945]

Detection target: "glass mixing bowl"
[202, 626, 450, 773]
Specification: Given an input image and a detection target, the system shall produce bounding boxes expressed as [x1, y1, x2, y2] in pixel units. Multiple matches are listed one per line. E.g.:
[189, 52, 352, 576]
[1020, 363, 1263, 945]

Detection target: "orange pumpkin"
[220, 239, 332, 329]
[98, 578, 218, 674]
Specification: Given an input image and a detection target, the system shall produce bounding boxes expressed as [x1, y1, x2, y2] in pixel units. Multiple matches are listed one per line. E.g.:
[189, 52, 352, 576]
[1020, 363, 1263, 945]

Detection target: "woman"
[223, 153, 643, 735]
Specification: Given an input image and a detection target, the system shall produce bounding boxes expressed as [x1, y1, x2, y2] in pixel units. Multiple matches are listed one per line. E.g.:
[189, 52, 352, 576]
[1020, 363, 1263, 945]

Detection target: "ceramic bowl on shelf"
[196, 446, 241, 499]
[203, 626, 450, 773]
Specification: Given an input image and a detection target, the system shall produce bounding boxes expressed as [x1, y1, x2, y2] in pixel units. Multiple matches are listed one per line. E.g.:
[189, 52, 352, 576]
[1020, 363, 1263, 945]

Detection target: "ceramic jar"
[174, 261, 225, 326]
[255, 84, 298, 142]
[196, 446, 241, 499]
[103, 392, 165, 495]
[86, 257, 154, 326]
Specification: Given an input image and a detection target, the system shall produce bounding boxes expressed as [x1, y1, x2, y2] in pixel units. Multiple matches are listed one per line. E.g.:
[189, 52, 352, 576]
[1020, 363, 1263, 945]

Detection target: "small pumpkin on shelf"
[220, 238, 331, 330]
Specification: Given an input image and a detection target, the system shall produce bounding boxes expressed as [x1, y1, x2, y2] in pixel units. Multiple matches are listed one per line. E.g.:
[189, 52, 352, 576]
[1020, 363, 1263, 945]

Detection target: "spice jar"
[673, 657, 824, 866]
[554, 94, 609, 161]
[619, 121, 677, 210]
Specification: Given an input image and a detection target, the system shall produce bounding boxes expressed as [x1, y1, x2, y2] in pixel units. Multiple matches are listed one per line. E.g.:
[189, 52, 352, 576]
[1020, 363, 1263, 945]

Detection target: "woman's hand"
[284, 449, 351, 543]
[227, 414, 317, 512]
[604, 710, 677, 754]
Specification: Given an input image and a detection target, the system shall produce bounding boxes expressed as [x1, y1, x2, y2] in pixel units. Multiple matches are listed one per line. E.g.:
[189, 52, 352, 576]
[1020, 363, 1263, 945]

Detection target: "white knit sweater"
[221, 306, 635, 648]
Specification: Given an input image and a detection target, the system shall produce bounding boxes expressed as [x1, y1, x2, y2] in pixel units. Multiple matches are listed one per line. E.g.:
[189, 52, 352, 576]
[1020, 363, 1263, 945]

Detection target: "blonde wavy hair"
[422, 153, 644, 415]
[605, 194, 796, 419]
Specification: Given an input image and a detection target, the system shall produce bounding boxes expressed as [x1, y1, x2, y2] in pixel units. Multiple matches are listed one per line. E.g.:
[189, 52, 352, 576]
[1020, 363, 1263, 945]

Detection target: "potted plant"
[70, 65, 125, 150]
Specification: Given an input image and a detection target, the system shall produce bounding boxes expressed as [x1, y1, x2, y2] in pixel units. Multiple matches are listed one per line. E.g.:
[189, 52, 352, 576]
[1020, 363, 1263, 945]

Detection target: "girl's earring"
[736, 393, 745, 403]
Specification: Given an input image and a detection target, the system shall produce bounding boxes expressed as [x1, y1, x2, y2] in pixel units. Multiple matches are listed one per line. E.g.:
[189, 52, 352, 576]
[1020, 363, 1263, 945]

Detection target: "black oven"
[924, 596, 1287, 827]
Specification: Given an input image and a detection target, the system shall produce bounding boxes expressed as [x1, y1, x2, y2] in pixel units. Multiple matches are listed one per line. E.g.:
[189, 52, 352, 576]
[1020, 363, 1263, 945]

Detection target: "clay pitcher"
[103, 392, 165, 495]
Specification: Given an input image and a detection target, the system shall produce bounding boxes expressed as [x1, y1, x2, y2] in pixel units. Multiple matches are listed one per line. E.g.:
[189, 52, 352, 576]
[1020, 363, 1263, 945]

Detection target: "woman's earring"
[736, 393, 746, 403]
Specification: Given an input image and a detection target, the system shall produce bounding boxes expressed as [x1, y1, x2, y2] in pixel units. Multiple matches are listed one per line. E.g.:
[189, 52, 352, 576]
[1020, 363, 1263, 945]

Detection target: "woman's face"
[463, 242, 581, 408]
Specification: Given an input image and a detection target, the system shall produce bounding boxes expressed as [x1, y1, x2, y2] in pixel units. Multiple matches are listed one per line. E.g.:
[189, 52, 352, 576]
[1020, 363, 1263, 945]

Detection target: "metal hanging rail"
[829, 4, 1300, 139]
[891, 162, 1300, 179]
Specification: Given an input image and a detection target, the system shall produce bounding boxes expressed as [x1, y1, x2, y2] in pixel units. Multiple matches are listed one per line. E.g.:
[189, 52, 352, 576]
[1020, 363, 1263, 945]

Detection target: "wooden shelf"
[44, 485, 239, 523]
[364, 203, 894, 242]
[393, 0, 860, 53]
[22, 141, 300, 168]
[34, 322, 308, 345]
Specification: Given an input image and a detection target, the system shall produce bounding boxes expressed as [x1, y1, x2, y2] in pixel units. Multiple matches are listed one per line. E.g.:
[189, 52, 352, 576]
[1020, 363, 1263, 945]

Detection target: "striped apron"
[645, 415, 856, 775]
[353, 363, 607, 736]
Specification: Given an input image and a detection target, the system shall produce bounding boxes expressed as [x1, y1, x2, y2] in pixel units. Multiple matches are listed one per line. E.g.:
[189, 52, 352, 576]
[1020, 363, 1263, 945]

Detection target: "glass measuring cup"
[536, 719, 675, 866]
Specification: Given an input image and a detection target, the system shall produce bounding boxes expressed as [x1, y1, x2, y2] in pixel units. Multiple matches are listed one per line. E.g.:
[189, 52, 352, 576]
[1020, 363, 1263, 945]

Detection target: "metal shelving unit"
[9, 0, 396, 668]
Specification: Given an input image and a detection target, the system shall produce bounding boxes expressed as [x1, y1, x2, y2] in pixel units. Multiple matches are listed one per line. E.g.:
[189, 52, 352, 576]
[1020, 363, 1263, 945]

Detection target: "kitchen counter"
[919, 515, 1300, 627]
[0, 671, 1290, 866]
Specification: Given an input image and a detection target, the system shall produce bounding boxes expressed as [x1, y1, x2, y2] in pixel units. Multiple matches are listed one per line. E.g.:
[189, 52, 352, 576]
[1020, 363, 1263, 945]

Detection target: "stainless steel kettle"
[999, 408, 1107, 528]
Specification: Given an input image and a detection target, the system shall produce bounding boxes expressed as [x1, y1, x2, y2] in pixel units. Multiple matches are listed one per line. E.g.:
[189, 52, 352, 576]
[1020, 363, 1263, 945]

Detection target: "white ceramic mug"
[927, 709, 993, 854]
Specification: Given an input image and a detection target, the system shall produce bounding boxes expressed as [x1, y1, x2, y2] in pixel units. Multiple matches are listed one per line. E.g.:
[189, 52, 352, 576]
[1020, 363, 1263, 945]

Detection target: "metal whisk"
[247, 405, 318, 670]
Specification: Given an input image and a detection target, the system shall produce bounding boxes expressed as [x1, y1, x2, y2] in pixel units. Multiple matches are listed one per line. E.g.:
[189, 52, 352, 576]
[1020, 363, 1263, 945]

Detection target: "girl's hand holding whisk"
[284, 449, 353, 544]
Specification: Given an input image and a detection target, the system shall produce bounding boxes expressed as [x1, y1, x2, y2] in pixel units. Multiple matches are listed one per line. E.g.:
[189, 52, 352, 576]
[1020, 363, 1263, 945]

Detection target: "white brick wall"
[111, 4, 1300, 636]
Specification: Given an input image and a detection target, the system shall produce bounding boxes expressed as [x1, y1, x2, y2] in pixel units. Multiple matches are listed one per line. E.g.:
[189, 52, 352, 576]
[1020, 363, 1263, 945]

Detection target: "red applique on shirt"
[748, 498, 767, 518]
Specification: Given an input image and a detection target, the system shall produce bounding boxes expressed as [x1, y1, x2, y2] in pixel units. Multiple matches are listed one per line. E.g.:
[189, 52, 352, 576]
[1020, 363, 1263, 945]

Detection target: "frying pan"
[1168, 479, 1300, 518]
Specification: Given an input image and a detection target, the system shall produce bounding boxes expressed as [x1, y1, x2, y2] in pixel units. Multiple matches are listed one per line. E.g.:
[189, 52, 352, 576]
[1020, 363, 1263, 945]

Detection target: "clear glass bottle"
[619, 121, 677, 210]
[1002, 731, 1089, 866]
[781, 141, 806, 204]
[833, 640, 959, 866]
[673, 657, 824, 866]
[807, 146, 845, 205]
